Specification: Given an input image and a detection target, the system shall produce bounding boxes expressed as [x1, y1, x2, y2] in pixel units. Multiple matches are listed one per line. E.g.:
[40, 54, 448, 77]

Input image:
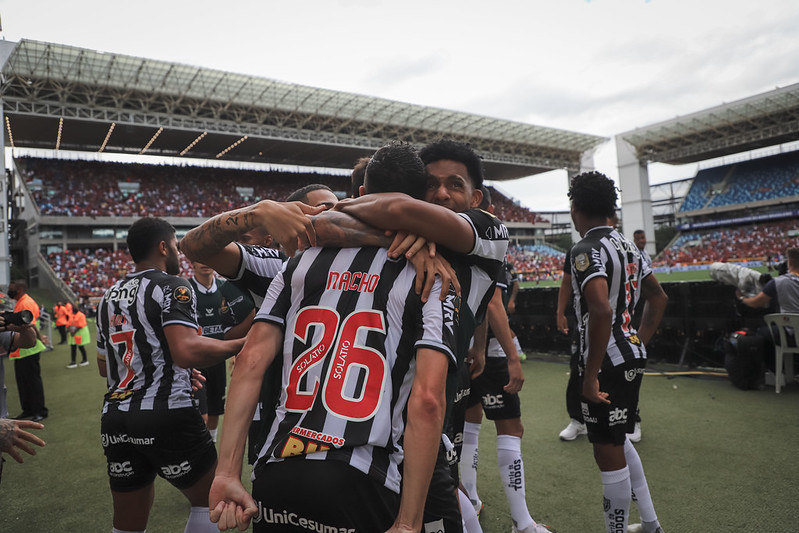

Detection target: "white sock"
[184, 506, 216, 533]
[625, 439, 658, 524]
[458, 487, 484, 533]
[601, 466, 631, 533]
[460, 421, 481, 506]
[513, 336, 523, 353]
[497, 434, 534, 531]
[112, 529, 145, 533]
[209, 428, 218, 442]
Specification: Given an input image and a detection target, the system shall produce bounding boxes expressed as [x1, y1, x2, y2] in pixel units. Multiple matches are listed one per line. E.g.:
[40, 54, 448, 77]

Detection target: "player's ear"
[358, 185, 365, 198]
[471, 187, 483, 209]
[157, 240, 168, 257]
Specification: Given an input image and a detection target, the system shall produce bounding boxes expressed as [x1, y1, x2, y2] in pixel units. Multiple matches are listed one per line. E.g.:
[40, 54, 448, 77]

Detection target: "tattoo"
[314, 211, 392, 248]
[0, 419, 14, 450]
[181, 205, 260, 261]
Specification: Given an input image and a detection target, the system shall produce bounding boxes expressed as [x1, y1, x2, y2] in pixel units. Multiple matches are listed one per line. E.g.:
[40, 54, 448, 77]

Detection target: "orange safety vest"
[55, 304, 70, 326]
[9, 293, 44, 359]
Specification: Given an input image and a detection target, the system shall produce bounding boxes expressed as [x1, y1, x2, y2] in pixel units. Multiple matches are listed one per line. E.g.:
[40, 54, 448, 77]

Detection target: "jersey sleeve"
[563, 249, 572, 275]
[253, 266, 291, 328]
[457, 209, 509, 263]
[228, 243, 284, 284]
[415, 279, 458, 367]
[570, 241, 606, 291]
[160, 278, 200, 330]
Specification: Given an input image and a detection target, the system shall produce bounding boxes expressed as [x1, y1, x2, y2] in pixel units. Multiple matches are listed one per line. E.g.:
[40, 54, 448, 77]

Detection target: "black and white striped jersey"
[569, 226, 653, 369]
[96, 269, 200, 412]
[226, 243, 285, 307]
[253, 246, 458, 493]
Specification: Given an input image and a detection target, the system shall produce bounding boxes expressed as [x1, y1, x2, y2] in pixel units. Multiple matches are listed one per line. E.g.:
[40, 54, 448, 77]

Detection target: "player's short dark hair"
[350, 157, 370, 198]
[568, 171, 618, 220]
[364, 142, 427, 199]
[419, 139, 485, 189]
[787, 247, 799, 267]
[285, 184, 334, 203]
[479, 186, 492, 210]
[633, 229, 645, 236]
[126, 217, 175, 263]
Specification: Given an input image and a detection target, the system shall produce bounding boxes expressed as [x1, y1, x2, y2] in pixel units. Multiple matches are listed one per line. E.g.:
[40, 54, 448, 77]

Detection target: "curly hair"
[419, 139, 485, 189]
[364, 141, 427, 199]
[568, 171, 618, 219]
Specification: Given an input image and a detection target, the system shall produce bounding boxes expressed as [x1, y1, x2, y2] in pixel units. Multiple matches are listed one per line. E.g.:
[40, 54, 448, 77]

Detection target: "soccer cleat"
[512, 523, 554, 533]
[627, 422, 642, 443]
[628, 524, 664, 533]
[79, 360, 90, 367]
[66, 363, 78, 369]
[470, 498, 483, 516]
[558, 419, 587, 441]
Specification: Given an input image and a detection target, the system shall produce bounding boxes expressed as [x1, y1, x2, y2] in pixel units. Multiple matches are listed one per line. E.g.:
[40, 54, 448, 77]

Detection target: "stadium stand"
[679, 151, 799, 212]
[19, 157, 350, 218]
[654, 218, 799, 267]
[20, 158, 544, 224]
[507, 244, 566, 282]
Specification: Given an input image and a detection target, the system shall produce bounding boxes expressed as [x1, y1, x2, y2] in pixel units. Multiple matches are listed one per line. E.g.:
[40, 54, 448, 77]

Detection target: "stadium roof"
[620, 83, 799, 164]
[0, 39, 606, 179]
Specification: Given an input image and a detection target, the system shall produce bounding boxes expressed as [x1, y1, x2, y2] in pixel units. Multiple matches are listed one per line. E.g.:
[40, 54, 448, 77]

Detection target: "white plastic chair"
[764, 313, 799, 393]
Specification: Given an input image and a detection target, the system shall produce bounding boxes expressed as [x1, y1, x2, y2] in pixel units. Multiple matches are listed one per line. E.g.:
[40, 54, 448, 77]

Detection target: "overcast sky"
[2, 0, 798, 210]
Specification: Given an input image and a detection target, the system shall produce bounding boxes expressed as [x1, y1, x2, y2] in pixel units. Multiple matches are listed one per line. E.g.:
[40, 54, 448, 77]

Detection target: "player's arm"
[210, 321, 282, 531]
[469, 319, 488, 378]
[556, 272, 572, 334]
[335, 193, 476, 254]
[164, 325, 245, 368]
[311, 210, 393, 248]
[582, 277, 612, 405]
[224, 309, 255, 340]
[507, 278, 519, 314]
[180, 200, 322, 276]
[636, 274, 668, 346]
[386, 347, 449, 533]
[486, 287, 524, 394]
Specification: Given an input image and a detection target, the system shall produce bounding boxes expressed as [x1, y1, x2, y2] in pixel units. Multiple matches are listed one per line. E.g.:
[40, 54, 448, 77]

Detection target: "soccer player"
[284, 183, 339, 209]
[188, 261, 251, 442]
[335, 139, 512, 533]
[567, 172, 667, 533]
[209, 142, 457, 532]
[459, 186, 546, 533]
[96, 217, 247, 533]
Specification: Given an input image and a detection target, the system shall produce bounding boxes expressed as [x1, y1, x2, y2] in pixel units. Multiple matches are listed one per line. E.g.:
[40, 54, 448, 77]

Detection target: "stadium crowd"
[21, 158, 545, 224]
[653, 219, 799, 267]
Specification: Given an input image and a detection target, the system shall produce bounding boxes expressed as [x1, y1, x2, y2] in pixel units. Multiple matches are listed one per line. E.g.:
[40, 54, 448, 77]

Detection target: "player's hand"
[467, 346, 485, 379]
[582, 377, 610, 404]
[504, 357, 524, 394]
[0, 418, 45, 463]
[190, 368, 206, 391]
[557, 313, 569, 334]
[256, 200, 323, 257]
[209, 474, 258, 531]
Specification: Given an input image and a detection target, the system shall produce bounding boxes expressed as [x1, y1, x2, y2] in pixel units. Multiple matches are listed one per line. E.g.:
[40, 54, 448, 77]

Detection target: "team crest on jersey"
[574, 253, 590, 272]
[173, 286, 192, 303]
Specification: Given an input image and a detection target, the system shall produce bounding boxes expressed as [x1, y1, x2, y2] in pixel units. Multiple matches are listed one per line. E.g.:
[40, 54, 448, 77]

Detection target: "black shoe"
[13, 412, 34, 420]
[31, 414, 46, 422]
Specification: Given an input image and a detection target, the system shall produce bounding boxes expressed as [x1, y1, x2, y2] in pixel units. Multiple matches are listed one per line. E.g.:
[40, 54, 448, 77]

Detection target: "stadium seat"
[763, 313, 799, 393]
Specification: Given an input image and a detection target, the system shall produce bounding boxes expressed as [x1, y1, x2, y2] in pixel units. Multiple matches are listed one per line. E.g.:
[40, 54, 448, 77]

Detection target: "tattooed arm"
[180, 200, 322, 277]
[311, 210, 393, 249]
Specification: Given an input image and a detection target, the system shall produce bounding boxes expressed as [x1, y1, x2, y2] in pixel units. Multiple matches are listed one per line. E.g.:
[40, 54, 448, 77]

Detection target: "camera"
[0, 309, 33, 326]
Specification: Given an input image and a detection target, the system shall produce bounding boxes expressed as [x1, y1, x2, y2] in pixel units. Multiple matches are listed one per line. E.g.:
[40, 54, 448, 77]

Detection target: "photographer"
[1, 311, 44, 482]
[7, 280, 49, 422]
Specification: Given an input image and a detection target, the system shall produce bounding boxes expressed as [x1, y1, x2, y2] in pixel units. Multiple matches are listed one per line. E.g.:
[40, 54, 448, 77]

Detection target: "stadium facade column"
[0, 40, 18, 287]
[614, 135, 655, 257]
